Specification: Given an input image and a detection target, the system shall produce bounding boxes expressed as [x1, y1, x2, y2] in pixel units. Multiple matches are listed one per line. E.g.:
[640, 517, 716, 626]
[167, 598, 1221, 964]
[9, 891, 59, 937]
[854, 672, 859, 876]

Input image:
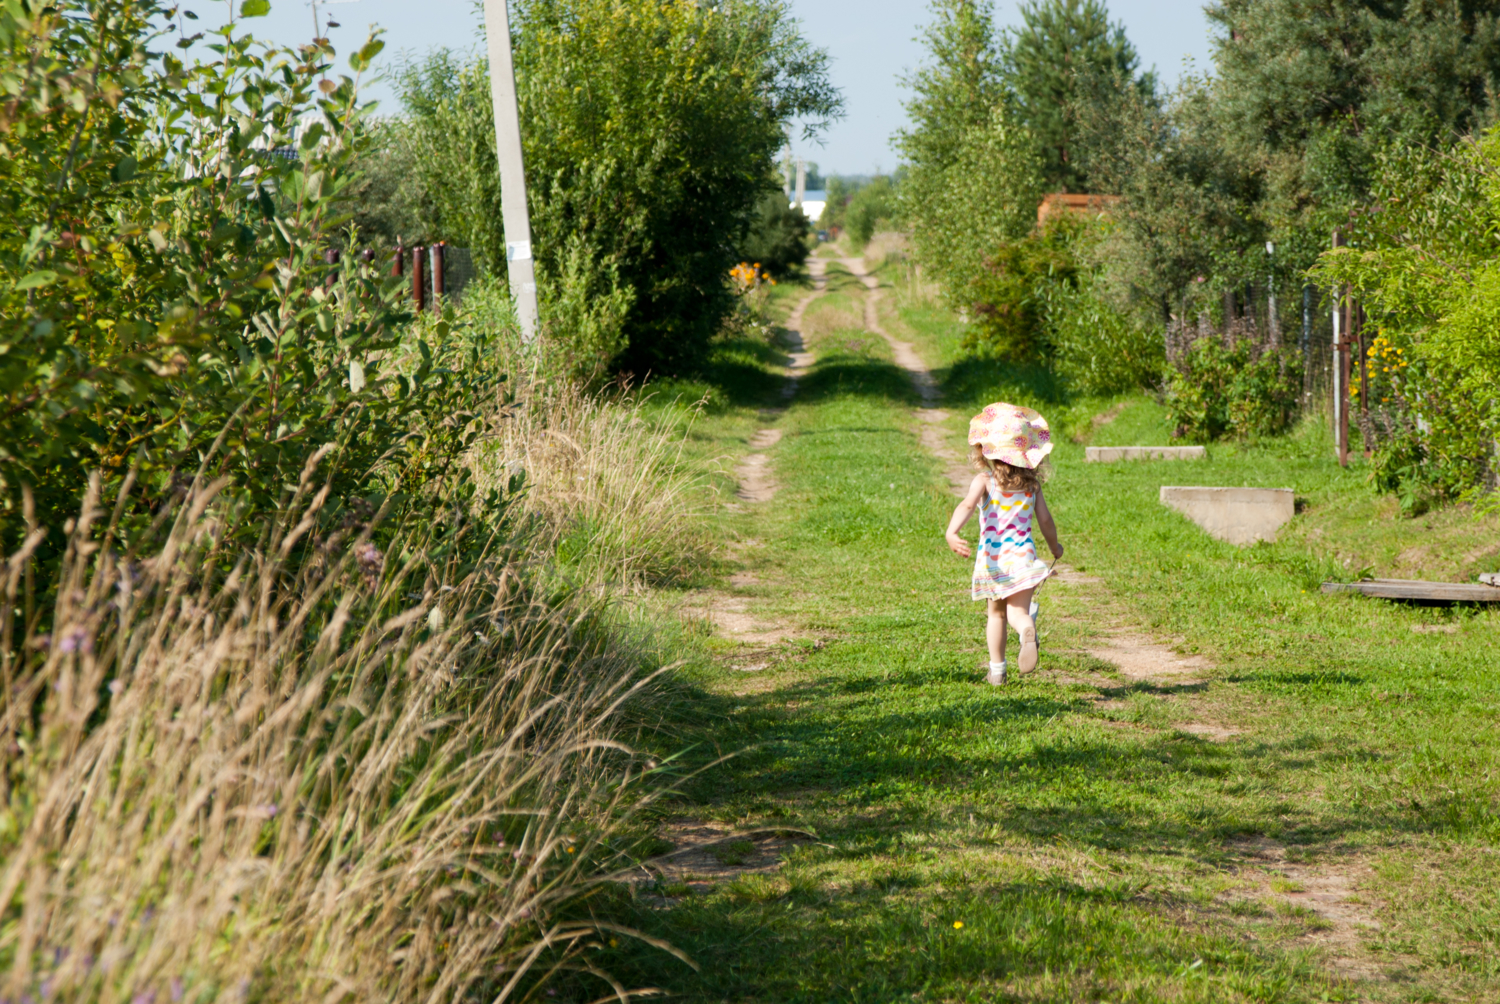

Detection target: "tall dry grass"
[473, 384, 719, 590]
[0, 455, 681, 1002]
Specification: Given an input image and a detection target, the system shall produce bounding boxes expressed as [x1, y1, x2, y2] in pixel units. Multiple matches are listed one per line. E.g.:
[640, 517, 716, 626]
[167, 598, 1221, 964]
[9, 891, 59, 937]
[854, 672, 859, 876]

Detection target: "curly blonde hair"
[970, 444, 1051, 494]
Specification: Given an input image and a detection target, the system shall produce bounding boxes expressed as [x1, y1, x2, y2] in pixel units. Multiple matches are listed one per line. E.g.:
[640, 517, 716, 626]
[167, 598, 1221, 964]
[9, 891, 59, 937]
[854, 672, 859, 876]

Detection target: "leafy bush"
[1047, 277, 1164, 394]
[1315, 137, 1500, 503]
[1166, 338, 1299, 441]
[0, 1, 498, 563]
[739, 191, 812, 281]
[392, 0, 841, 375]
[963, 218, 1078, 356]
[844, 175, 897, 248]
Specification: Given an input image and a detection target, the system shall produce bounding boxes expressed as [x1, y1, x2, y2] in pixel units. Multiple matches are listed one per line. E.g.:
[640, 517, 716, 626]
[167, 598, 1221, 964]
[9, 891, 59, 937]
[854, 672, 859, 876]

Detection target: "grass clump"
[0, 448, 687, 1001]
[473, 382, 720, 590]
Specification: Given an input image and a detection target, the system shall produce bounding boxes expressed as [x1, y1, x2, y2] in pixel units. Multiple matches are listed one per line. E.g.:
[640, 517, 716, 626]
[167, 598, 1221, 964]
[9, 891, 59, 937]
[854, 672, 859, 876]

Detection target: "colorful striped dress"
[972, 477, 1050, 601]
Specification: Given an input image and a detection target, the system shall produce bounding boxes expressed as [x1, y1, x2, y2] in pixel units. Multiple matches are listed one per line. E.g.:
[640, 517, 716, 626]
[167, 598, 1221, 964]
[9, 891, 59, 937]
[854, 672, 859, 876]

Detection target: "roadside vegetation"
[0, 0, 834, 999]
[896, 0, 1500, 508]
[605, 251, 1500, 1003]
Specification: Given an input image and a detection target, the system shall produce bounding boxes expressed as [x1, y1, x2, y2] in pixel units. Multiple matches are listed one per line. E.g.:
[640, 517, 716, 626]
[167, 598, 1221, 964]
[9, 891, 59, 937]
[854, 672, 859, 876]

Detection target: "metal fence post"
[412, 245, 426, 314]
[430, 243, 445, 314]
[392, 243, 404, 278]
[1332, 229, 1349, 466]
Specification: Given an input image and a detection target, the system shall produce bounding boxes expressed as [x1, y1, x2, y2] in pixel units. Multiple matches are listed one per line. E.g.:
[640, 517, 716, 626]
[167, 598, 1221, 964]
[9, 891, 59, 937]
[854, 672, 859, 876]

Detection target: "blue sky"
[193, 0, 1218, 174]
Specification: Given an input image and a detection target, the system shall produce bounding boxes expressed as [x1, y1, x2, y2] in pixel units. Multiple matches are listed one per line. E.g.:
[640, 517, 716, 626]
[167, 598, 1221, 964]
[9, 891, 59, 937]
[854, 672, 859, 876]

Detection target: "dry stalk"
[0, 458, 677, 1002]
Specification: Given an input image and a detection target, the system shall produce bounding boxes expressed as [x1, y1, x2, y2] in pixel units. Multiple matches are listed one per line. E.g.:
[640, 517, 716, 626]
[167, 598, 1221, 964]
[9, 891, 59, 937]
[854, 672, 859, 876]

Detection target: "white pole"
[482, 0, 538, 342]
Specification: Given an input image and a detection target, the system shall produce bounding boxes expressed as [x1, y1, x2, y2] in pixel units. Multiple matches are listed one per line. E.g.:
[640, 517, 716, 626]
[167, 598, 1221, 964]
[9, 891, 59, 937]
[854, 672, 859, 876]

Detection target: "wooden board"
[1322, 578, 1500, 602]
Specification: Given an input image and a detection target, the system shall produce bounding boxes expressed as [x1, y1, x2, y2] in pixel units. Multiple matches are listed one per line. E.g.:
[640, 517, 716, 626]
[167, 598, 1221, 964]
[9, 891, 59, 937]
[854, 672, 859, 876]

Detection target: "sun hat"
[968, 402, 1053, 470]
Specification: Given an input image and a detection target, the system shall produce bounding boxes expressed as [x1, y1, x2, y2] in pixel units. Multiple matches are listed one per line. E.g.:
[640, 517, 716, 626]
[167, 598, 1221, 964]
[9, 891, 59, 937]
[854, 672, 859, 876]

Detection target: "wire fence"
[1165, 281, 1336, 413]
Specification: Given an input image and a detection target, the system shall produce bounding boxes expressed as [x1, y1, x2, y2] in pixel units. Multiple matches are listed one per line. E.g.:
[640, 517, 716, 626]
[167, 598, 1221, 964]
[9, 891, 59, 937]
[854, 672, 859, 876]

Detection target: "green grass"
[619, 264, 1500, 1002]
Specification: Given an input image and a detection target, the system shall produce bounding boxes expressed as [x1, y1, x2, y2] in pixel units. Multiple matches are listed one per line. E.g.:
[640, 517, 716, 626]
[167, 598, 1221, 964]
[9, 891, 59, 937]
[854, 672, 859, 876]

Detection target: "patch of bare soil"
[1229, 837, 1399, 983]
[839, 257, 972, 496]
[731, 266, 825, 506]
[735, 428, 784, 502]
[1072, 401, 1129, 443]
[1086, 628, 1212, 685]
[639, 821, 815, 898]
[681, 590, 796, 647]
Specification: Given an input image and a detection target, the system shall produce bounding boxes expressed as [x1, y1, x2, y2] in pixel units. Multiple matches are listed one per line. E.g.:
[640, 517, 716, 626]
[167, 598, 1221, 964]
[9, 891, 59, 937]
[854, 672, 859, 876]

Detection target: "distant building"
[793, 189, 827, 223]
[1036, 193, 1120, 228]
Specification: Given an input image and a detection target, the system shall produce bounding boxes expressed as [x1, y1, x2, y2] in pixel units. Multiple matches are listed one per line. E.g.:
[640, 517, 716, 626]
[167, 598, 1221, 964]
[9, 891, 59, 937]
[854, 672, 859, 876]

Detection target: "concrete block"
[1481, 573, 1500, 586]
[1086, 446, 1206, 462]
[1160, 486, 1294, 546]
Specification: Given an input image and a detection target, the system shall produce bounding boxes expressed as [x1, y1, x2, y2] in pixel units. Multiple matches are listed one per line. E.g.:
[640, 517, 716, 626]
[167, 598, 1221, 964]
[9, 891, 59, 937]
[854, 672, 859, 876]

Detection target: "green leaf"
[239, 0, 270, 17]
[350, 38, 385, 72]
[349, 359, 365, 393]
[111, 157, 138, 183]
[15, 270, 58, 291]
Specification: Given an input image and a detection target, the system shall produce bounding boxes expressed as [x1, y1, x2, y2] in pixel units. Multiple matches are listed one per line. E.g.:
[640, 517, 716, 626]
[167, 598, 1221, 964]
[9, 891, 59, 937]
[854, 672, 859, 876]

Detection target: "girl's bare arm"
[944, 474, 988, 558]
[1034, 488, 1063, 557]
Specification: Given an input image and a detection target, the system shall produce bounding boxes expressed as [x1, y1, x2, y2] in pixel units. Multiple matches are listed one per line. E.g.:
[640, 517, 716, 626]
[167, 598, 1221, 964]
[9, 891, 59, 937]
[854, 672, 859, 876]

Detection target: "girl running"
[944, 403, 1063, 685]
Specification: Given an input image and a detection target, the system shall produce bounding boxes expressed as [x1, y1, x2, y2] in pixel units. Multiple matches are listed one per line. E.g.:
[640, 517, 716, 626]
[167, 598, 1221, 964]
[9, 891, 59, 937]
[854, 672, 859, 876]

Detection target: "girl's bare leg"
[1006, 587, 1038, 673]
[986, 599, 1007, 664]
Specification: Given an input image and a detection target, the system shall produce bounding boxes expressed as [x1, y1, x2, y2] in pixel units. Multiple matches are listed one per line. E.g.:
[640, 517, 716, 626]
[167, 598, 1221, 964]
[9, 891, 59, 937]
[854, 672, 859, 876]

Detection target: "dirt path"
[731, 260, 825, 505]
[693, 261, 1391, 985]
[835, 257, 973, 496]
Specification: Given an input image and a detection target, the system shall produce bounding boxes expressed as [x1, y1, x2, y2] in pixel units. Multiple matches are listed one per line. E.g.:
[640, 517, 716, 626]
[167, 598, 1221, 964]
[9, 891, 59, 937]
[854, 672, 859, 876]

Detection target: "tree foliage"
[739, 191, 812, 280]
[1001, 0, 1154, 192]
[0, 0, 498, 559]
[387, 0, 840, 376]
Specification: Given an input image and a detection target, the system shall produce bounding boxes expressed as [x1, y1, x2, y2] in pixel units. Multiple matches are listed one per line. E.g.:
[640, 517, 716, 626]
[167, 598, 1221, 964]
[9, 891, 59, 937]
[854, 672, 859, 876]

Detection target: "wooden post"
[1356, 301, 1370, 458]
[411, 245, 425, 313]
[1332, 228, 1349, 467]
[482, 0, 539, 342]
[430, 243, 445, 313]
[392, 243, 404, 278]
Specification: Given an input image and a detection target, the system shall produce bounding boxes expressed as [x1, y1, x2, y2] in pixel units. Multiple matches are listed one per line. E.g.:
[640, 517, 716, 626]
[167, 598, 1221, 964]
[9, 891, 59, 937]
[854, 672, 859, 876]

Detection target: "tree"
[1209, 0, 1500, 233]
[894, 0, 1006, 189]
[391, 0, 841, 375]
[1001, 0, 1154, 193]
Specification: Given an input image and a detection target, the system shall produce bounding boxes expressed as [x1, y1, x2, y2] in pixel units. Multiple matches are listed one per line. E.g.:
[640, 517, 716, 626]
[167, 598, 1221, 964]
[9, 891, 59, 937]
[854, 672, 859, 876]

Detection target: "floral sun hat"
[968, 402, 1053, 470]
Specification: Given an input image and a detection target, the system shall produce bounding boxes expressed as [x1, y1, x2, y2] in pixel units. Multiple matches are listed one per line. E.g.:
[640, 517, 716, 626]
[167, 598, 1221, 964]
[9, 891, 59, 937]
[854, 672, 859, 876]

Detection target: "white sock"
[989, 661, 1007, 674]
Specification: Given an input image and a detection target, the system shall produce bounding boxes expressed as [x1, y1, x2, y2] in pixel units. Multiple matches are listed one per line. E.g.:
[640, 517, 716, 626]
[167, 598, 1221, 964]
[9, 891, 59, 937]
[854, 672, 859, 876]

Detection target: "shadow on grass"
[936, 355, 1069, 413]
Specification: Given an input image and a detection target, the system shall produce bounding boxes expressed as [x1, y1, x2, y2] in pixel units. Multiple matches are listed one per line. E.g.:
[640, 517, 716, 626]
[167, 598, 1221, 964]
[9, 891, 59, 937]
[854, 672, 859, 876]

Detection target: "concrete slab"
[1482, 573, 1500, 586]
[1160, 486, 1294, 545]
[1086, 446, 1206, 463]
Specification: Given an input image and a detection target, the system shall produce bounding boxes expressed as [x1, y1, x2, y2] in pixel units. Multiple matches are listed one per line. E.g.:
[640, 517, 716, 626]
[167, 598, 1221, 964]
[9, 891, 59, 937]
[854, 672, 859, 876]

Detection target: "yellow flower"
[953, 921, 964, 929]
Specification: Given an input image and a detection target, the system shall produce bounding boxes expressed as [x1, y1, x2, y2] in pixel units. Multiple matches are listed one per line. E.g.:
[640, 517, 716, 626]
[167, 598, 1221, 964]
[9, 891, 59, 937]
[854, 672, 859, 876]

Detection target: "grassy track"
[617, 261, 1500, 1003]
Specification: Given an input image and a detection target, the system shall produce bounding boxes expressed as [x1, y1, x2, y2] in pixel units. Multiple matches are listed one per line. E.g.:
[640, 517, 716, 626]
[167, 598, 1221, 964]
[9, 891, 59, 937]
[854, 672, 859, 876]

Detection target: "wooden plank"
[1322, 578, 1500, 602]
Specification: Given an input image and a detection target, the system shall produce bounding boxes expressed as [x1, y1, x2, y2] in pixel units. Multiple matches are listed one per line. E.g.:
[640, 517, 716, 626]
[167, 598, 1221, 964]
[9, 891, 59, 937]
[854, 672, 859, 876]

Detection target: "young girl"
[944, 403, 1063, 685]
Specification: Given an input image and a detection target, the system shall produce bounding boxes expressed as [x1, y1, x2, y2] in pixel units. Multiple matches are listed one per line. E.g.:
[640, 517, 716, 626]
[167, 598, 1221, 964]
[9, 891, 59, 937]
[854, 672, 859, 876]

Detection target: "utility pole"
[483, 0, 538, 342]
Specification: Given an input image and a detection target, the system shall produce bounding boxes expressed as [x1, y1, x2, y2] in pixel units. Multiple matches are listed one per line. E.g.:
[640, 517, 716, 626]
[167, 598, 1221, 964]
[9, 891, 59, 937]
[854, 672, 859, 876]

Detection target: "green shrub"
[739, 191, 813, 281]
[844, 175, 897, 248]
[963, 219, 1078, 357]
[0, 2, 501, 565]
[1166, 338, 1299, 441]
[393, 0, 841, 375]
[1048, 278, 1165, 395]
